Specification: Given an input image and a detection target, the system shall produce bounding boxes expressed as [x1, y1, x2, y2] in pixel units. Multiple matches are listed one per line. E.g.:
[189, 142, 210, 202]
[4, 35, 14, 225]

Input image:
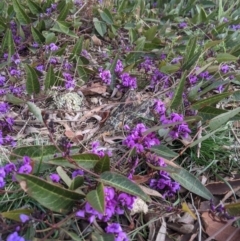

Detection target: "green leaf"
[125, 37, 146, 64]
[56, 166, 71, 187]
[27, 101, 43, 122]
[31, 26, 45, 44]
[150, 145, 178, 159]
[27, 0, 42, 14]
[2, 29, 15, 62]
[44, 66, 56, 90]
[57, 2, 71, 21]
[143, 25, 158, 41]
[56, 20, 70, 34]
[99, 8, 114, 25]
[45, 32, 57, 44]
[160, 65, 180, 74]
[12, 0, 31, 24]
[6, 93, 25, 105]
[69, 176, 84, 190]
[11, 145, 60, 161]
[225, 203, 240, 217]
[70, 36, 84, 60]
[16, 174, 84, 214]
[93, 18, 107, 37]
[61, 230, 83, 241]
[216, 53, 238, 63]
[184, 36, 197, 64]
[204, 40, 222, 50]
[86, 183, 105, 213]
[100, 171, 151, 202]
[48, 154, 100, 169]
[170, 168, 213, 200]
[1, 209, 32, 222]
[170, 71, 187, 109]
[25, 65, 40, 94]
[181, 50, 201, 71]
[94, 155, 110, 173]
[92, 233, 115, 241]
[190, 92, 232, 110]
[109, 53, 119, 89]
[209, 107, 240, 130]
[149, 164, 213, 200]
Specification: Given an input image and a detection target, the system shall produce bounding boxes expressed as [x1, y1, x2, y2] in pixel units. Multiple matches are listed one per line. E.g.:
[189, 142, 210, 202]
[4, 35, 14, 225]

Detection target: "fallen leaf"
[139, 185, 162, 198]
[206, 179, 240, 195]
[80, 82, 107, 95]
[202, 212, 240, 241]
[91, 34, 102, 46]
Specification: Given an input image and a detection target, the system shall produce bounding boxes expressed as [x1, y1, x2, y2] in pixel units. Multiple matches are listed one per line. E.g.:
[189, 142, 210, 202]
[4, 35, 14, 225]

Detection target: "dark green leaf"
[225, 203, 240, 217]
[181, 50, 201, 71]
[12, 0, 31, 24]
[150, 145, 178, 159]
[48, 154, 100, 169]
[27, 102, 43, 122]
[57, 2, 71, 21]
[86, 183, 105, 213]
[170, 71, 187, 109]
[94, 155, 110, 173]
[69, 176, 84, 190]
[16, 174, 84, 214]
[216, 53, 238, 63]
[92, 233, 115, 241]
[184, 36, 197, 64]
[70, 36, 84, 60]
[160, 65, 180, 74]
[27, 0, 43, 14]
[45, 32, 57, 44]
[1, 209, 32, 222]
[143, 25, 158, 41]
[99, 8, 114, 25]
[109, 54, 119, 89]
[44, 66, 56, 90]
[191, 92, 232, 110]
[25, 65, 40, 94]
[100, 171, 151, 202]
[31, 26, 45, 44]
[209, 107, 240, 130]
[93, 18, 107, 37]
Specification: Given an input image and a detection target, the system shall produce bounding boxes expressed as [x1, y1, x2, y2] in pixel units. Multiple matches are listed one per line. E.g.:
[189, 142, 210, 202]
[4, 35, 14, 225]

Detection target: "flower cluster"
[76, 186, 135, 224]
[106, 223, 129, 241]
[99, 59, 137, 89]
[147, 153, 180, 198]
[123, 123, 160, 153]
[91, 141, 112, 157]
[0, 156, 32, 188]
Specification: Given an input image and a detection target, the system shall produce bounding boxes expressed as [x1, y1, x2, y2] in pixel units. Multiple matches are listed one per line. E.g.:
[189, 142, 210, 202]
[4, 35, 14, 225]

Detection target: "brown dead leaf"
[80, 82, 107, 95]
[91, 34, 102, 46]
[202, 212, 240, 241]
[139, 185, 163, 198]
[206, 179, 240, 195]
[132, 174, 152, 184]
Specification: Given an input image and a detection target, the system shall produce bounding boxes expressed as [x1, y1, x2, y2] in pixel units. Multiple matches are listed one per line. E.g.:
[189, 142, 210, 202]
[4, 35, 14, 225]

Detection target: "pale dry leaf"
[139, 185, 163, 198]
[156, 217, 167, 241]
[91, 34, 102, 46]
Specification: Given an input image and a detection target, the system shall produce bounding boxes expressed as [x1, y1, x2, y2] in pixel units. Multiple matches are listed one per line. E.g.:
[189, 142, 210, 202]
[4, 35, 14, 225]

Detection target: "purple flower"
[171, 56, 183, 64]
[76, 210, 85, 217]
[32, 42, 39, 48]
[18, 164, 32, 174]
[49, 57, 58, 64]
[178, 22, 187, 28]
[4, 163, 16, 174]
[0, 75, 6, 86]
[6, 232, 25, 241]
[0, 102, 9, 114]
[49, 43, 59, 51]
[50, 173, 60, 183]
[72, 169, 84, 178]
[9, 85, 23, 95]
[9, 68, 21, 77]
[188, 75, 198, 85]
[120, 73, 137, 89]
[220, 64, 230, 74]
[36, 65, 44, 72]
[0, 167, 6, 178]
[81, 49, 90, 58]
[19, 214, 30, 223]
[99, 69, 112, 85]
[23, 156, 31, 164]
[0, 176, 6, 188]
[154, 100, 166, 115]
[106, 223, 122, 233]
[115, 59, 124, 74]
[117, 193, 135, 209]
